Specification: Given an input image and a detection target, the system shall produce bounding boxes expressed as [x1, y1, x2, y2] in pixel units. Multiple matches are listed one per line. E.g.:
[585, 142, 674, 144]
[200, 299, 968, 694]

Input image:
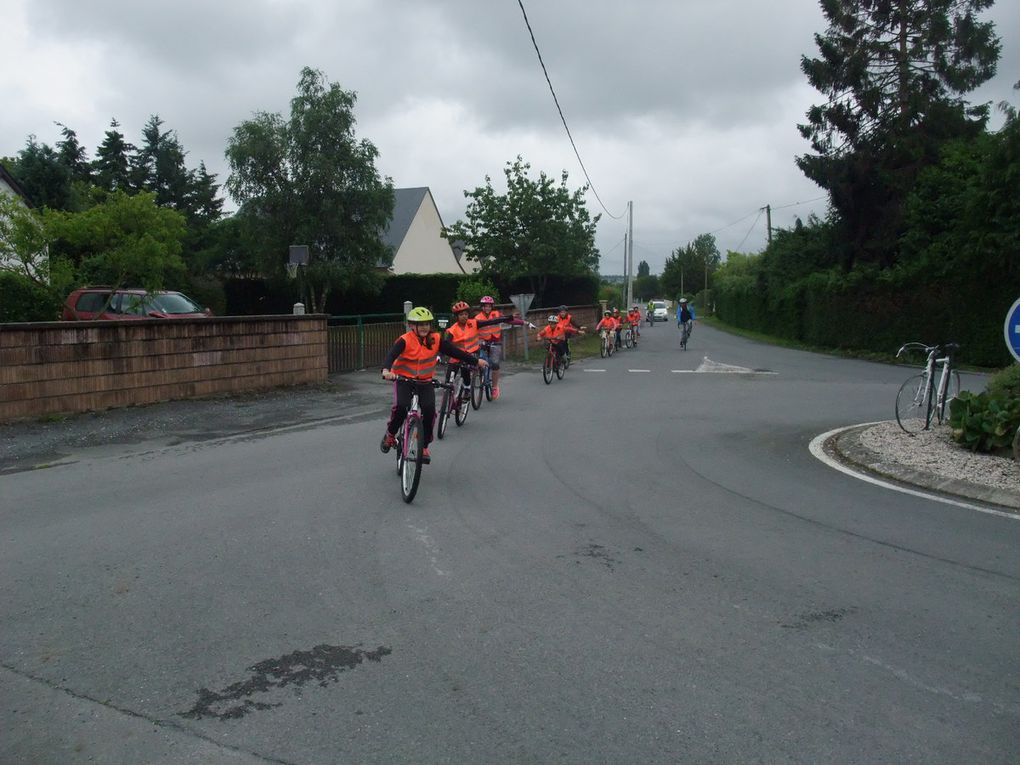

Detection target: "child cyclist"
[474, 296, 508, 400]
[444, 300, 524, 397]
[628, 305, 642, 340]
[537, 314, 582, 362]
[380, 307, 488, 463]
[595, 310, 618, 353]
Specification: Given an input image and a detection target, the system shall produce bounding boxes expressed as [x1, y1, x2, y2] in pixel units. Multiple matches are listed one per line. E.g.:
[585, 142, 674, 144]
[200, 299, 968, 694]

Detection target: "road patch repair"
[810, 422, 1020, 518]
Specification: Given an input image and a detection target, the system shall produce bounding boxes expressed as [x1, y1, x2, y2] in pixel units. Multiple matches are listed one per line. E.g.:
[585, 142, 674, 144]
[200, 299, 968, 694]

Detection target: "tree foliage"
[445, 156, 600, 303]
[45, 190, 187, 290]
[659, 233, 721, 300]
[225, 67, 394, 312]
[798, 0, 1000, 268]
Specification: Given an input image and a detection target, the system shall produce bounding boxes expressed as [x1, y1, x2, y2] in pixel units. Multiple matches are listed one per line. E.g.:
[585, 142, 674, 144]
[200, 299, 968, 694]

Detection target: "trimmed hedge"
[716, 264, 1014, 368]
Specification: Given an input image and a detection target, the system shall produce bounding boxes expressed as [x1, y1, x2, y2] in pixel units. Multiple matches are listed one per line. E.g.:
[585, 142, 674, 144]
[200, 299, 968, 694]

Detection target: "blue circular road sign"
[1006, 297, 1020, 363]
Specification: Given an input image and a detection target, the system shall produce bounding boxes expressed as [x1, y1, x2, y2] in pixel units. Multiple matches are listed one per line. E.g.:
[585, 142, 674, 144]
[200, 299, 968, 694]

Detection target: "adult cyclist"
[676, 298, 696, 348]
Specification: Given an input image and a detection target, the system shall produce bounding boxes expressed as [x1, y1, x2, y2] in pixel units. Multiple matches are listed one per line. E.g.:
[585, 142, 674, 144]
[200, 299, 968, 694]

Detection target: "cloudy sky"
[3, 0, 1018, 275]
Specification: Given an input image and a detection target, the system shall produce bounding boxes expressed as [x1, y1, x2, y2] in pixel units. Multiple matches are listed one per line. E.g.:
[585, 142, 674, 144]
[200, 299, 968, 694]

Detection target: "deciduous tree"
[225, 67, 394, 312]
[445, 157, 599, 303]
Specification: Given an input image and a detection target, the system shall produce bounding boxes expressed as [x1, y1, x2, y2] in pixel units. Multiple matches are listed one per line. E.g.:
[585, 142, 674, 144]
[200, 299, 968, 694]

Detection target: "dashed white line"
[584, 369, 607, 373]
[628, 369, 651, 373]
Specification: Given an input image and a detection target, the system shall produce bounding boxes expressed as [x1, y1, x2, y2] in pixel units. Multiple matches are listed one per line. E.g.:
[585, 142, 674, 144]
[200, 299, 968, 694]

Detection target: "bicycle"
[392, 377, 452, 503]
[894, 342, 961, 434]
[680, 320, 693, 350]
[622, 327, 634, 349]
[599, 329, 615, 358]
[436, 364, 473, 438]
[542, 341, 568, 384]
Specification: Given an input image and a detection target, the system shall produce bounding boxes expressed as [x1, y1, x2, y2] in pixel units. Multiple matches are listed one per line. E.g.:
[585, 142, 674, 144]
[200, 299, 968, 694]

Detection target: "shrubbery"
[949, 364, 1020, 453]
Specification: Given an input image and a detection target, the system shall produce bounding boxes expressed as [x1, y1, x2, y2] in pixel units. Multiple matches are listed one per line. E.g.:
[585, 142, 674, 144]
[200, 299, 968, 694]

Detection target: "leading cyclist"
[676, 298, 696, 343]
[380, 307, 487, 463]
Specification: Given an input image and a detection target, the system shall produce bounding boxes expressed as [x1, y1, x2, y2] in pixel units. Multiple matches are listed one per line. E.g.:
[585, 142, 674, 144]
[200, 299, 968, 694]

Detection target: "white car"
[650, 300, 669, 322]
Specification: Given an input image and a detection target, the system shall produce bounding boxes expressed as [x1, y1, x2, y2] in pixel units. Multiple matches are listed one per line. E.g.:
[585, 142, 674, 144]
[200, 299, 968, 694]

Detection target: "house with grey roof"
[380, 187, 477, 275]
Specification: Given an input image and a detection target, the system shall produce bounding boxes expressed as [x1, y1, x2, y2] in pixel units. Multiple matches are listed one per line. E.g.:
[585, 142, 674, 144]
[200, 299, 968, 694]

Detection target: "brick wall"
[0, 316, 327, 422]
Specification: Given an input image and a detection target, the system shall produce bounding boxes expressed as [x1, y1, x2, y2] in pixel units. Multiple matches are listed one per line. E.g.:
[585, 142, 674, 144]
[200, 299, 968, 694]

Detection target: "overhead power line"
[516, 0, 626, 220]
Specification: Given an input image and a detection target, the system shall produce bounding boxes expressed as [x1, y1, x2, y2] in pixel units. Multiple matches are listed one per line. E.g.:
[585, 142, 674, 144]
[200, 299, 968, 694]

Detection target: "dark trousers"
[386, 380, 437, 445]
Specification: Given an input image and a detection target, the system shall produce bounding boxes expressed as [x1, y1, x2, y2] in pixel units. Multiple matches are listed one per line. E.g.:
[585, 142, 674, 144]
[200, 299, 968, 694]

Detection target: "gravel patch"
[860, 420, 1020, 493]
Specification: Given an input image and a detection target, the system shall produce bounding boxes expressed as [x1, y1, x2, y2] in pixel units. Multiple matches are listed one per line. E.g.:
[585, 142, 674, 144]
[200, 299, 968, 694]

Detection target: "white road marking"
[628, 369, 651, 373]
[584, 369, 606, 373]
[808, 424, 1019, 520]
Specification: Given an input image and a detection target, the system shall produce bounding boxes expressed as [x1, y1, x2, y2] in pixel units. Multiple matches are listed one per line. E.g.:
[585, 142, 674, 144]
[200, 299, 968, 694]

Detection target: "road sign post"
[1005, 297, 1020, 364]
[510, 293, 535, 362]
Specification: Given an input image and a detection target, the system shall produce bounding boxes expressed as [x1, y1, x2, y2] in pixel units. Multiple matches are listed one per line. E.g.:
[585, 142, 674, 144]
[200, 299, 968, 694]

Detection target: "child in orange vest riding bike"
[380, 307, 488, 463]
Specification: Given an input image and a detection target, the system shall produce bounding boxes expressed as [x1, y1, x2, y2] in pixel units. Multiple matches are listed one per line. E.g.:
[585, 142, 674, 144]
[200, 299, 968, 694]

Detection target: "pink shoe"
[492, 386, 501, 400]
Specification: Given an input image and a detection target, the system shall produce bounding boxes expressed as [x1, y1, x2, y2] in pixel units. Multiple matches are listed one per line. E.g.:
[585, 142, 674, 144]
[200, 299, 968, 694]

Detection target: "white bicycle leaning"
[894, 342, 961, 434]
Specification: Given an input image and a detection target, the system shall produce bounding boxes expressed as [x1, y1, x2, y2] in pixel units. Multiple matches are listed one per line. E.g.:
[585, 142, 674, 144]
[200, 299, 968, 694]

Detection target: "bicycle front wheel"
[542, 353, 553, 384]
[555, 353, 566, 379]
[400, 418, 423, 503]
[624, 330, 633, 349]
[436, 387, 451, 439]
[600, 336, 608, 358]
[470, 370, 483, 410]
[895, 373, 933, 434]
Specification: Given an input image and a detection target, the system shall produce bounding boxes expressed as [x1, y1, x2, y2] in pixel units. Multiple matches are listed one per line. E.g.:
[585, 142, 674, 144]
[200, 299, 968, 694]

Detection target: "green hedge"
[716, 264, 1014, 367]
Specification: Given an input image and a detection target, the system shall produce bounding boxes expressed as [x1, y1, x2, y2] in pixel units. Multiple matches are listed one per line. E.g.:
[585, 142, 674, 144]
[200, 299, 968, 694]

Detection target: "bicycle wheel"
[600, 336, 608, 358]
[934, 370, 962, 425]
[895, 373, 933, 434]
[395, 434, 404, 475]
[555, 353, 566, 379]
[470, 369, 483, 410]
[624, 330, 633, 349]
[484, 367, 493, 401]
[400, 418, 423, 503]
[454, 385, 470, 425]
[436, 386, 451, 439]
[542, 352, 553, 384]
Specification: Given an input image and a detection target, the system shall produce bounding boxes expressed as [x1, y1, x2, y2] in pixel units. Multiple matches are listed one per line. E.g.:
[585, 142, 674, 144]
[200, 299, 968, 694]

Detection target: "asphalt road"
[2, 323, 1018, 764]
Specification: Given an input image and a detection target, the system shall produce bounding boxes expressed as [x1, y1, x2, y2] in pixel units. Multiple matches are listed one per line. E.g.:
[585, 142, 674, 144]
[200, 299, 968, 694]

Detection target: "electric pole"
[764, 204, 772, 245]
[626, 201, 634, 308]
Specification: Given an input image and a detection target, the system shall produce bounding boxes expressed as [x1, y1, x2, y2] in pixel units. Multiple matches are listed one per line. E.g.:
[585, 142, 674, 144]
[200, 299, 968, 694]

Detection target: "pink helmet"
[480, 295, 495, 305]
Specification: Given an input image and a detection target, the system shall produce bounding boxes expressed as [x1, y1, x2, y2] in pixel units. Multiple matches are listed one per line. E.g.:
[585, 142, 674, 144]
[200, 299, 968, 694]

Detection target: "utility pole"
[626, 201, 634, 308]
[764, 204, 773, 245]
[622, 232, 628, 302]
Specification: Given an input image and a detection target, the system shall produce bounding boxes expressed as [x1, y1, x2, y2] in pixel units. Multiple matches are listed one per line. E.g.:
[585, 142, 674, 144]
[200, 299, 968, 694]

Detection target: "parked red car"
[62, 287, 212, 321]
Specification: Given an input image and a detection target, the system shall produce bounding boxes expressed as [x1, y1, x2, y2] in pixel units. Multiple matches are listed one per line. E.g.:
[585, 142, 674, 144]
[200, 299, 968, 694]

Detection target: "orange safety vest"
[538, 324, 567, 340]
[390, 331, 440, 380]
[475, 310, 503, 342]
[446, 319, 481, 359]
[556, 314, 574, 333]
[628, 311, 640, 325]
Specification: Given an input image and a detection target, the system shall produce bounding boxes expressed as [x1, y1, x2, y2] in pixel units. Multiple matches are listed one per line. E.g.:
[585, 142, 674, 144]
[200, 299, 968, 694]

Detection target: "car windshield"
[653, 302, 666, 309]
[146, 293, 202, 314]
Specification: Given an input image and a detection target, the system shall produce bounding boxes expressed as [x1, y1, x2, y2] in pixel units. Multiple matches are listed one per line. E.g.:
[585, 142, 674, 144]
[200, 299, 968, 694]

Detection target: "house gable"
[383, 187, 476, 275]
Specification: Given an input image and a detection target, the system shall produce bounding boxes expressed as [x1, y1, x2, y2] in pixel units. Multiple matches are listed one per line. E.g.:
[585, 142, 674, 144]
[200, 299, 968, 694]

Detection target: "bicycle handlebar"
[896, 341, 960, 359]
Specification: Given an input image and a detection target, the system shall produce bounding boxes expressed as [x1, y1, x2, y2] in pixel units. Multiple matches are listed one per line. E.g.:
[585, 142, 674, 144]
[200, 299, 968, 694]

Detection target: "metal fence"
[326, 305, 602, 373]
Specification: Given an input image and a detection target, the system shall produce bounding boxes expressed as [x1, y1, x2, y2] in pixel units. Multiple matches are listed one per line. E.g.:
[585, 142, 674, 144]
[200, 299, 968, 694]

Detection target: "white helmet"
[547, 315, 558, 323]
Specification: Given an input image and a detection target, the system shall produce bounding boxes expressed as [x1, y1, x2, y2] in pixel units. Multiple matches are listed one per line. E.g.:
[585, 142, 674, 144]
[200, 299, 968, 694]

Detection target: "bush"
[949, 390, 1020, 453]
[456, 276, 501, 306]
[986, 363, 1020, 400]
[0, 272, 62, 322]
